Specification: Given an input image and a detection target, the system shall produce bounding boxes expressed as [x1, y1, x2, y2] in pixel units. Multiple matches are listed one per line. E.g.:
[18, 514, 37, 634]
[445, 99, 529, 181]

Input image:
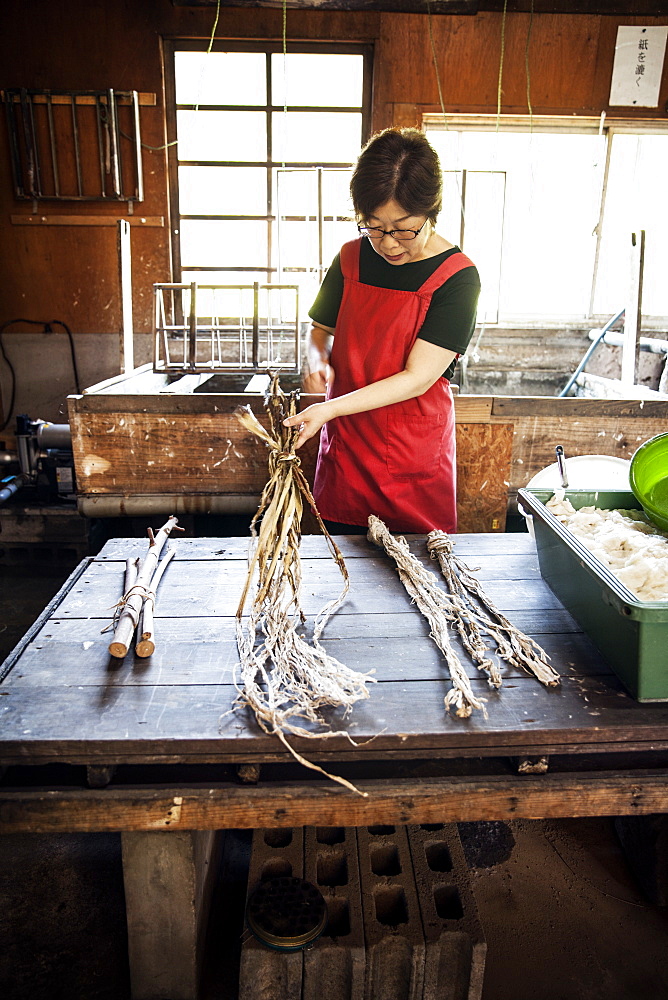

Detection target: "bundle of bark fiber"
[234, 375, 373, 794]
[368, 515, 559, 718]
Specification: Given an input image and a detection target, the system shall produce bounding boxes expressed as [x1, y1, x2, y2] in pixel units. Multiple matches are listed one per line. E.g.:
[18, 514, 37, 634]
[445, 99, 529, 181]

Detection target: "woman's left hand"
[283, 402, 332, 450]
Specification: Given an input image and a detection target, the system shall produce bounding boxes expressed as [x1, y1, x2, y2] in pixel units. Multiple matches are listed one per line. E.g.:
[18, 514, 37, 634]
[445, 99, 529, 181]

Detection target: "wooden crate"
[68, 368, 668, 533]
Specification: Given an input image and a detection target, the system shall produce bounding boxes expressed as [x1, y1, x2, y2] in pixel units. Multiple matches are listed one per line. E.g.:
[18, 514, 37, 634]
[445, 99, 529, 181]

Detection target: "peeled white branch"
[136, 547, 176, 658]
[108, 515, 183, 658]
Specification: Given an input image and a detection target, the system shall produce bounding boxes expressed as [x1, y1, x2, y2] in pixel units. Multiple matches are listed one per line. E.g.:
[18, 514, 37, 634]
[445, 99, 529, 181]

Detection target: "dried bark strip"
[427, 530, 560, 689]
[234, 376, 374, 795]
[367, 515, 487, 718]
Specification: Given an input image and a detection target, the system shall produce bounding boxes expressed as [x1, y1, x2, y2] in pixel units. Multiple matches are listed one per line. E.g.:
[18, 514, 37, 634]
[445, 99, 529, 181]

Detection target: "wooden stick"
[108, 515, 182, 658]
[135, 548, 175, 658]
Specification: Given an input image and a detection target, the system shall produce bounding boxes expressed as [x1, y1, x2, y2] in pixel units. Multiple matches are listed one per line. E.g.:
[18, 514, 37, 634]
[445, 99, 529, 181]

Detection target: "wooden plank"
[492, 396, 668, 418]
[93, 531, 540, 562]
[7, 617, 606, 689]
[11, 215, 164, 227]
[48, 557, 564, 620]
[3, 770, 668, 834]
[2, 92, 156, 106]
[453, 396, 494, 422]
[2, 673, 667, 766]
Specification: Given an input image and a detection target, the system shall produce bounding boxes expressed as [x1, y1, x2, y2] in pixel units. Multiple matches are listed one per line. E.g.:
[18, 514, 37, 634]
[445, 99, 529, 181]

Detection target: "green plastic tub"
[518, 488, 668, 702]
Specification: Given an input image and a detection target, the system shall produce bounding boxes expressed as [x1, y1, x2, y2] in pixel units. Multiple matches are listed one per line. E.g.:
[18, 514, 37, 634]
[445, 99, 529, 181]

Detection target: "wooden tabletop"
[3, 531, 668, 768]
[4, 531, 668, 832]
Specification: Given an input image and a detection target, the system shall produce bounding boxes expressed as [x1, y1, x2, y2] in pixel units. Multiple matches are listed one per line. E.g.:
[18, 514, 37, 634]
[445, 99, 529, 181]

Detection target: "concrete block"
[303, 826, 365, 1000]
[407, 824, 486, 1000]
[357, 825, 425, 1000]
[121, 829, 222, 1000]
[239, 827, 304, 1000]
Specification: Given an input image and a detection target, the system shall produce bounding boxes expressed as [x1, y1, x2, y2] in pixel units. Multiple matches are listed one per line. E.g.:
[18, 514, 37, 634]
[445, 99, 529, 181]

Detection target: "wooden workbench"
[4, 530, 668, 999]
[2, 531, 668, 831]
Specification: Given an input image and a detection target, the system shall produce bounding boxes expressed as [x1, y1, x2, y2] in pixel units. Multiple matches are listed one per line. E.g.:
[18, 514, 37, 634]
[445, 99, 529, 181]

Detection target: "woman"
[284, 127, 480, 534]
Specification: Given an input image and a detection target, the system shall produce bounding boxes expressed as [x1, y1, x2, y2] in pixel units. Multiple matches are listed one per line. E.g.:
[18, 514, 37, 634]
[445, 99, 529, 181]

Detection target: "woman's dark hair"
[350, 127, 443, 224]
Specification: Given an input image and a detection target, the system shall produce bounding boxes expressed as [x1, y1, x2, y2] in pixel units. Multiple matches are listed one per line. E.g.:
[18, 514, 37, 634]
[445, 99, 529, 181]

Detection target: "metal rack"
[2, 89, 144, 201]
[153, 281, 301, 373]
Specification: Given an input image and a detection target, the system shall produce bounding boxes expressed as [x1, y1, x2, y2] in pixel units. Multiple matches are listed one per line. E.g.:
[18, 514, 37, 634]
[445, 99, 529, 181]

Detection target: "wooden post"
[121, 830, 223, 1000]
[118, 218, 134, 374]
[621, 230, 644, 390]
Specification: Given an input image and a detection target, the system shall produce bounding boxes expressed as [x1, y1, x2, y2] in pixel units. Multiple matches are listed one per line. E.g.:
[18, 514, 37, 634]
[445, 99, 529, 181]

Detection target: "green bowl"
[630, 432, 668, 531]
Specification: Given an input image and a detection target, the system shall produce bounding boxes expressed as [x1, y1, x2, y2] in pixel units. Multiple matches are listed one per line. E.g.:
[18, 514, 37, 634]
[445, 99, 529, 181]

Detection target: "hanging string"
[207, 0, 222, 55]
[427, 0, 448, 123]
[496, 0, 508, 133]
[426, 0, 467, 240]
[524, 0, 534, 130]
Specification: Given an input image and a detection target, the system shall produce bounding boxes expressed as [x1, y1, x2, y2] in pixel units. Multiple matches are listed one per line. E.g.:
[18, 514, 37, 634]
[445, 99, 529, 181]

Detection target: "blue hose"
[559, 308, 626, 398]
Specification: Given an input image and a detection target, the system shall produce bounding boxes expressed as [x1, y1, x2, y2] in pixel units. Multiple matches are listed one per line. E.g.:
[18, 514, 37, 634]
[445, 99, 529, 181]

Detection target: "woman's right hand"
[302, 322, 335, 395]
[302, 363, 334, 394]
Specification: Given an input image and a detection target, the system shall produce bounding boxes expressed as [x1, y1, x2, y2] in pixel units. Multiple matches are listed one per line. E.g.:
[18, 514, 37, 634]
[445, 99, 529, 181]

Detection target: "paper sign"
[609, 26, 668, 108]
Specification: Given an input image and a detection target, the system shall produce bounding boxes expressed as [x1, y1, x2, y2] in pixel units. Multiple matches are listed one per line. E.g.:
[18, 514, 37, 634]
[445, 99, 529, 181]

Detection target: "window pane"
[272, 112, 362, 163]
[179, 166, 267, 215]
[175, 52, 266, 106]
[429, 128, 602, 320]
[180, 220, 268, 268]
[271, 53, 364, 108]
[593, 134, 668, 319]
[461, 172, 505, 325]
[177, 111, 267, 161]
[181, 271, 269, 320]
[321, 169, 354, 221]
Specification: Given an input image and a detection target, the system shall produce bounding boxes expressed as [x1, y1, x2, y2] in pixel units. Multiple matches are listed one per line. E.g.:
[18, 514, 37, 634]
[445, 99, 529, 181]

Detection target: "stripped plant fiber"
[367, 515, 487, 719]
[427, 530, 560, 689]
[233, 375, 373, 795]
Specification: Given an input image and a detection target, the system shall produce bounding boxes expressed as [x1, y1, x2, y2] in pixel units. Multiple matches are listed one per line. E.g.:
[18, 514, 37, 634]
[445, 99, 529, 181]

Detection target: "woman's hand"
[302, 364, 334, 395]
[283, 401, 333, 450]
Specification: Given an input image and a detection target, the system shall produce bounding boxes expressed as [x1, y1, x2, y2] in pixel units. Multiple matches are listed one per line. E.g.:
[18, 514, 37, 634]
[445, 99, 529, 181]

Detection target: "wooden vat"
[68, 366, 668, 533]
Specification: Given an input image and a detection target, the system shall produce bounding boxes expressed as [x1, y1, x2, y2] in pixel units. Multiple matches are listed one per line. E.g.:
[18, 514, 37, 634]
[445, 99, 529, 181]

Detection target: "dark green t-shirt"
[309, 238, 481, 380]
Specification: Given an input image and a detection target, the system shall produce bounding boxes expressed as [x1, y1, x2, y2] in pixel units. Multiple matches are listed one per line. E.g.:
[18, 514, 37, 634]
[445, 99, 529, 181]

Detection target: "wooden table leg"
[121, 829, 223, 1000]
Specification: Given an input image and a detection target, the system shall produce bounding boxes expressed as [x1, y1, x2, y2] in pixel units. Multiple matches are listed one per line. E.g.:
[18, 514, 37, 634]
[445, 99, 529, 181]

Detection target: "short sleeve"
[308, 253, 344, 329]
[417, 266, 481, 355]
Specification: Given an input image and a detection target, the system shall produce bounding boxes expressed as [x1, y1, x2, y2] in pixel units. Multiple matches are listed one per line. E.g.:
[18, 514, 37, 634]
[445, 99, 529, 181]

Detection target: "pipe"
[559, 308, 625, 398]
[0, 474, 27, 506]
[78, 493, 262, 518]
[36, 422, 71, 449]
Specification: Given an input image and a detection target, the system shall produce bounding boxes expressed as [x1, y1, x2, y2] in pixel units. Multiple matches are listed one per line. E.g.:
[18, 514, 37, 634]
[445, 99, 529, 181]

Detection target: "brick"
[357, 825, 425, 1000]
[407, 824, 487, 1000]
[303, 826, 365, 1000]
[238, 827, 304, 1000]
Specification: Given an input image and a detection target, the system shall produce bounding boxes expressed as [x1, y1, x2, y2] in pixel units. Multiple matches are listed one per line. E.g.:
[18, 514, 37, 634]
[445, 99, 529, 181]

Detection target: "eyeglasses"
[357, 220, 428, 242]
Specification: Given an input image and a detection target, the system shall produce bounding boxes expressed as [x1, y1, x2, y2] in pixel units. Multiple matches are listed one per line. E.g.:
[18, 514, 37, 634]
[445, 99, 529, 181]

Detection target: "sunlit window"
[425, 117, 668, 329]
[167, 43, 369, 318]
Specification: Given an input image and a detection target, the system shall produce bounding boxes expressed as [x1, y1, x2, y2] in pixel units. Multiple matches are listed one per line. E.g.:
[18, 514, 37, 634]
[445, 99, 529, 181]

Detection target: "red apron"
[313, 238, 475, 533]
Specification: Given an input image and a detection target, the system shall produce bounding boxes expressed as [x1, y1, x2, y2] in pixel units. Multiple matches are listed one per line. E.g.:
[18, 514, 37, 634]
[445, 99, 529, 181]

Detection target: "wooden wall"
[0, 1, 667, 422]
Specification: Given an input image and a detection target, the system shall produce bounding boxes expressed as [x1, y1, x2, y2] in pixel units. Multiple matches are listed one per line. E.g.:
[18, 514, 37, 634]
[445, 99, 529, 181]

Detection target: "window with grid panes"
[166, 42, 371, 320]
[424, 116, 668, 330]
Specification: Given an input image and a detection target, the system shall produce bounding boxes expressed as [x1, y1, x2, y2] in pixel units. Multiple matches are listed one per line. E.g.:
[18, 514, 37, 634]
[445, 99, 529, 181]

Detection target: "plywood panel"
[456, 422, 514, 532]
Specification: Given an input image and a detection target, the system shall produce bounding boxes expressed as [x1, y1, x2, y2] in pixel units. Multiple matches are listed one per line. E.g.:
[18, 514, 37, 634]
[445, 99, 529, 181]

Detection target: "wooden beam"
[2, 771, 667, 833]
[11, 216, 164, 227]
